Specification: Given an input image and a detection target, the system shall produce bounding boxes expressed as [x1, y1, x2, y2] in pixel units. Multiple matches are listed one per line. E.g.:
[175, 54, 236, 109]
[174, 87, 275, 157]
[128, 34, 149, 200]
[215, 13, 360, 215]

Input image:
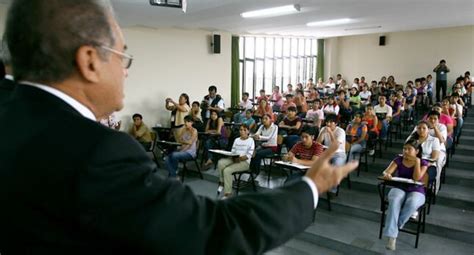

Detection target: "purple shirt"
[394, 156, 428, 194]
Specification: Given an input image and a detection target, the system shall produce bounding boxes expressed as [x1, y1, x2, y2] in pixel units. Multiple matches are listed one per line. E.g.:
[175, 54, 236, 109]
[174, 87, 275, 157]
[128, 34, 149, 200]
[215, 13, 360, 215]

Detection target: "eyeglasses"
[100, 45, 133, 69]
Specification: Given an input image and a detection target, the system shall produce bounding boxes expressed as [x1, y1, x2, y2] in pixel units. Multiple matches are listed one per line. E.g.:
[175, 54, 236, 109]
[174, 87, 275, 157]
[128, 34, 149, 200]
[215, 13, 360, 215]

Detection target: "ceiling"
[1, 0, 473, 38]
[111, 0, 474, 38]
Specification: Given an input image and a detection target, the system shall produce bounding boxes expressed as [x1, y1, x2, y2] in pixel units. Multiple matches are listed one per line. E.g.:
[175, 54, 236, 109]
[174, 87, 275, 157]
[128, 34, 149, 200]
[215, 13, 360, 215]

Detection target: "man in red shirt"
[287, 126, 324, 166]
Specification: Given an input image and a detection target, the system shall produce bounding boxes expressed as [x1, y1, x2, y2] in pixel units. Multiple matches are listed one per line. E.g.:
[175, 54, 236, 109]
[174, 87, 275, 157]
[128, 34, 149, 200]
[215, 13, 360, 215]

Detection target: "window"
[239, 36, 317, 95]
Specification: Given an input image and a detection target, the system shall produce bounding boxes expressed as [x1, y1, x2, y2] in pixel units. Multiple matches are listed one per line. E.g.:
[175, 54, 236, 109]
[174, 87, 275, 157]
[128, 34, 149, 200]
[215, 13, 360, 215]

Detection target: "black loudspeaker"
[379, 36, 386, 46]
[213, 34, 221, 54]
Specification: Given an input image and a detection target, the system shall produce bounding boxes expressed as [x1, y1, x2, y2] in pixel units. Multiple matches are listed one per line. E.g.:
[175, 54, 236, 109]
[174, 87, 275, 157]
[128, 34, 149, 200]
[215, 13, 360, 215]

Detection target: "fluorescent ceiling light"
[241, 4, 300, 19]
[307, 18, 352, 27]
[345, 25, 382, 31]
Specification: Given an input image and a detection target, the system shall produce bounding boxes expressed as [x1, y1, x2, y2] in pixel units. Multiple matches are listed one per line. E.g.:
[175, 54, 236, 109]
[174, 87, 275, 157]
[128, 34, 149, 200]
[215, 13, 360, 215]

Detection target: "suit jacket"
[0, 84, 315, 255]
[0, 77, 15, 105]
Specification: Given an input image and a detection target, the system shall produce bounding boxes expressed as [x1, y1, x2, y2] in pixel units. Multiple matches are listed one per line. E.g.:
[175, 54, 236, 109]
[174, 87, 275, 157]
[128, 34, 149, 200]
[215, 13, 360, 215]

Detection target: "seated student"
[349, 87, 361, 112]
[374, 95, 393, 139]
[388, 91, 403, 124]
[286, 126, 324, 166]
[426, 74, 435, 105]
[189, 101, 204, 132]
[278, 106, 302, 151]
[403, 87, 416, 120]
[425, 110, 447, 192]
[241, 109, 257, 132]
[203, 110, 226, 169]
[165, 116, 198, 179]
[254, 98, 274, 122]
[217, 124, 255, 199]
[362, 105, 379, 155]
[325, 77, 336, 95]
[128, 113, 153, 150]
[337, 90, 353, 128]
[322, 96, 340, 115]
[294, 89, 308, 118]
[317, 113, 347, 194]
[306, 99, 324, 129]
[307, 86, 319, 101]
[381, 139, 429, 251]
[165, 93, 190, 128]
[346, 112, 368, 161]
[239, 92, 254, 111]
[271, 86, 284, 111]
[250, 114, 279, 173]
[280, 93, 297, 113]
[409, 121, 440, 162]
[283, 83, 295, 96]
[450, 93, 464, 138]
[359, 84, 372, 109]
[256, 89, 269, 104]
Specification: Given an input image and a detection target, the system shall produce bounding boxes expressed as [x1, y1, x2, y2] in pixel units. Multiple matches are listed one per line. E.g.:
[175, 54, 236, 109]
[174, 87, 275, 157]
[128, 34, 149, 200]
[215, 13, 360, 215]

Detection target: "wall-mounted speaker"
[379, 36, 386, 46]
[212, 34, 221, 54]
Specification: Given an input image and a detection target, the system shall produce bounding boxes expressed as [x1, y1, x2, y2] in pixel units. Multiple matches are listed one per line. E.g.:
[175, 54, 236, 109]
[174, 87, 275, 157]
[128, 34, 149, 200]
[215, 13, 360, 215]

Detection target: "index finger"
[317, 140, 338, 163]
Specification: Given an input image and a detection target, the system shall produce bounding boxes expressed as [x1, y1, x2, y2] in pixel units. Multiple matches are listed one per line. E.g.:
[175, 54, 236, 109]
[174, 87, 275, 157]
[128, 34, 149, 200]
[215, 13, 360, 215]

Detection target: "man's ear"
[75, 45, 103, 83]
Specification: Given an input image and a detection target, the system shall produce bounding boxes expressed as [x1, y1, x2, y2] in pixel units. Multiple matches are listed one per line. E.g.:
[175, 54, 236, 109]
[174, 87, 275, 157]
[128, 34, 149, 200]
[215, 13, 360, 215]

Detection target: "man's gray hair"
[5, 0, 116, 83]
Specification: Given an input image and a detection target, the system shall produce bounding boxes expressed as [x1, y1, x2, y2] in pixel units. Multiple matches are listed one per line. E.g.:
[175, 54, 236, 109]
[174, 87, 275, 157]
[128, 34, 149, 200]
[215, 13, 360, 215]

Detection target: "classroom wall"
[324, 25, 474, 87]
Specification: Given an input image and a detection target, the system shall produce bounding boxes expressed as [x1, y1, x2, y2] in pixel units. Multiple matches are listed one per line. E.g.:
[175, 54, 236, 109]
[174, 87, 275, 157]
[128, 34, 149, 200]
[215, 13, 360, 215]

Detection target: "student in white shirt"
[217, 124, 255, 199]
[317, 113, 346, 194]
[359, 85, 372, 108]
[250, 114, 279, 174]
[374, 95, 393, 139]
[306, 99, 324, 128]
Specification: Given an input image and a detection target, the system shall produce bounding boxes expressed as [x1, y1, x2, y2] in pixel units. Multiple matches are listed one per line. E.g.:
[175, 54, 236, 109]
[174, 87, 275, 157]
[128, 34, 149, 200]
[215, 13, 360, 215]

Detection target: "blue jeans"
[165, 151, 194, 177]
[286, 135, 300, 151]
[250, 147, 274, 174]
[380, 119, 389, 139]
[348, 142, 365, 161]
[455, 118, 463, 138]
[330, 152, 347, 193]
[383, 188, 425, 238]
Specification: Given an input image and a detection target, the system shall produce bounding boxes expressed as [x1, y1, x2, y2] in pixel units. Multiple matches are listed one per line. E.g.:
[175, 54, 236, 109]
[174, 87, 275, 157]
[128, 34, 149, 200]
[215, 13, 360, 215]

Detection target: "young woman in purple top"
[381, 139, 429, 251]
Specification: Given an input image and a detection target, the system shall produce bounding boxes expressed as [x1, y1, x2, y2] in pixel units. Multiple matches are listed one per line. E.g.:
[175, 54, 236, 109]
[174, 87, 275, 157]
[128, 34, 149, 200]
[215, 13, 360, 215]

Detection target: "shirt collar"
[19, 81, 96, 121]
[4, 74, 14, 81]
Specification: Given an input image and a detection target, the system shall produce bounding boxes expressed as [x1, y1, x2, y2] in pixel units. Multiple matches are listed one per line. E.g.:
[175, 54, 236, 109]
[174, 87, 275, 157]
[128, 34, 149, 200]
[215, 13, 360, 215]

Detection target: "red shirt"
[290, 141, 324, 160]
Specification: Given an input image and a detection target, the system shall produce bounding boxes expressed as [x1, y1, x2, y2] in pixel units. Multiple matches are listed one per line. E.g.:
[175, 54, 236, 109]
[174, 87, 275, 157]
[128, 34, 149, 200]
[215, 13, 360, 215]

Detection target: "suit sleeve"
[79, 132, 314, 255]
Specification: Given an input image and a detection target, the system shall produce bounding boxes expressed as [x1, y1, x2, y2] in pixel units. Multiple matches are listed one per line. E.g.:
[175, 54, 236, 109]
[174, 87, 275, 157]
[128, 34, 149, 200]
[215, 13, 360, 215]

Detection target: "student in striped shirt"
[286, 126, 324, 166]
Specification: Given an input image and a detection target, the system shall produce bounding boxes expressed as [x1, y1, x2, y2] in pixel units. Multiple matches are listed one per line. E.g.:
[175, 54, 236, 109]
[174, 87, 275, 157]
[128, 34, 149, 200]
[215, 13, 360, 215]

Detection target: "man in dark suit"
[0, 1, 357, 255]
[0, 37, 14, 104]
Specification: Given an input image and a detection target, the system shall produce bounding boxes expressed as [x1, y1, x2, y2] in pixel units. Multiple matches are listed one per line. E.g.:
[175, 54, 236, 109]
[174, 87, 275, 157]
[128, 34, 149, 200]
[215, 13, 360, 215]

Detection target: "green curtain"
[316, 39, 324, 81]
[231, 36, 240, 107]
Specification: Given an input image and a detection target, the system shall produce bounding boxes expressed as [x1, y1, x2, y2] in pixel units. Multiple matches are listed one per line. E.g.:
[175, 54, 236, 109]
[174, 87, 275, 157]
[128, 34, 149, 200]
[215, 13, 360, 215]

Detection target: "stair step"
[303, 210, 474, 254]
[265, 239, 343, 255]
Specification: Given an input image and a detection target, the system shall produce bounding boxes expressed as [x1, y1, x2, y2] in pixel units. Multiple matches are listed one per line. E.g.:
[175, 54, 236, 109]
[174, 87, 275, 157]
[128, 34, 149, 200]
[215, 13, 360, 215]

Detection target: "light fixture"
[306, 18, 352, 27]
[241, 4, 300, 19]
[345, 25, 382, 31]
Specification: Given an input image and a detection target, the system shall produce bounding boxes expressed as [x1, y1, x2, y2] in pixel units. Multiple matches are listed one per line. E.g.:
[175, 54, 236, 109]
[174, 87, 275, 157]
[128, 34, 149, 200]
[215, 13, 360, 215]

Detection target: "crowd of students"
[119, 69, 471, 250]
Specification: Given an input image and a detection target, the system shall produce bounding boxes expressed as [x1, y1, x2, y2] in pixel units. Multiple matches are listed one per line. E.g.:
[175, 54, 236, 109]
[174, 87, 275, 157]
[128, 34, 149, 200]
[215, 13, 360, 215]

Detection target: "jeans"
[165, 151, 194, 177]
[436, 80, 447, 102]
[383, 188, 425, 238]
[330, 152, 347, 193]
[348, 142, 365, 161]
[380, 119, 389, 139]
[250, 147, 274, 174]
[455, 118, 463, 138]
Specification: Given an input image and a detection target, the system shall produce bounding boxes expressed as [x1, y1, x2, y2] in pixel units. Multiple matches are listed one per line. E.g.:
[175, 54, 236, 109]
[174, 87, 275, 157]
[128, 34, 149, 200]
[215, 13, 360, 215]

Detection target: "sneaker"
[410, 211, 419, 220]
[368, 149, 375, 156]
[386, 237, 396, 251]
[217, 185, 224, 195]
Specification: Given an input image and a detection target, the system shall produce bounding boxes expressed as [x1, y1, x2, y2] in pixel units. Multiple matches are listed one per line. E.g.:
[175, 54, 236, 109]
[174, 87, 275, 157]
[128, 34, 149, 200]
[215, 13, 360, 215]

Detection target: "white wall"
[120, 27, 231, 129]
[325, 25, 474, 86]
